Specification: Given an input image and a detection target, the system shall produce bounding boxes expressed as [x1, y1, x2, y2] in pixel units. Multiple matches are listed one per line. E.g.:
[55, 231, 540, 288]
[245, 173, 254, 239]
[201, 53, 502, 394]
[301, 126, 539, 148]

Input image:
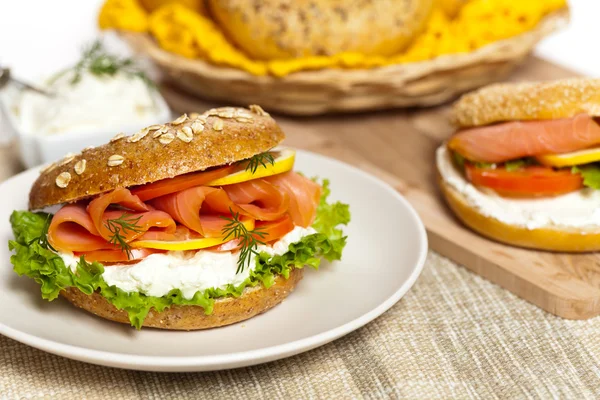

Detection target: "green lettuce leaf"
[452, 152, 466, 169]
[9, 211, 74, 300]
[8, 179, 349, 329]
[311, 179, 350, 261]
[450, 151, 537, 172]
[572, 164, 600, 190]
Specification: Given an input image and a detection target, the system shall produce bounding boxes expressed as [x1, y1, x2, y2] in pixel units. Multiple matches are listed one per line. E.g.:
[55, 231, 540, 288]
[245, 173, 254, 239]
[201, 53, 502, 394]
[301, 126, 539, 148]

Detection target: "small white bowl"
[0, 87, 172, 169]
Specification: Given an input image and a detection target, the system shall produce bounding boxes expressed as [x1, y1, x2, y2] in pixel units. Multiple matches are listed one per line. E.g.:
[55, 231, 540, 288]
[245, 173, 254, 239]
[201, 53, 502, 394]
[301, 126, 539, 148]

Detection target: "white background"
[3, 0, 595, 145]
[0, 0, 597, 79]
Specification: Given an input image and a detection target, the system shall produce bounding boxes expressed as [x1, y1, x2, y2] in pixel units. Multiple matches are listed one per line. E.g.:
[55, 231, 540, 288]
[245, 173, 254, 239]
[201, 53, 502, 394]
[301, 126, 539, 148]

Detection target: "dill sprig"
[49, 40, 155, 87]
[104, 213, 143, 260]
[245, 152, 275, 174]
[221, 209, 267, 273]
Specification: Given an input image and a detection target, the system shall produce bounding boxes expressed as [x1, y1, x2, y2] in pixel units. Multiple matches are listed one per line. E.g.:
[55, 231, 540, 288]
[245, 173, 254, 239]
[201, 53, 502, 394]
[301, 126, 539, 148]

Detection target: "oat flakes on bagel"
[30, 105, 282, 210]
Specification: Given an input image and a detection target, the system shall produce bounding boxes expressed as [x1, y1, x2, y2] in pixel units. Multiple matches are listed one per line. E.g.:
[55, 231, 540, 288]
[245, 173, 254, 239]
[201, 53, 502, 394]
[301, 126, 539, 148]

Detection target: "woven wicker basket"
[123, 9, 569, 116]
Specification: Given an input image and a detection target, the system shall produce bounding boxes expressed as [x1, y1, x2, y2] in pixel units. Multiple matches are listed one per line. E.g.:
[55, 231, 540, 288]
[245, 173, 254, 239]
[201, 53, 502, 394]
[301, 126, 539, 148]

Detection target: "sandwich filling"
[9, 149, 350, 328]
[446, 114, 600, 199]
[437, 146, 600, 230]
[60, 225, 316, 299]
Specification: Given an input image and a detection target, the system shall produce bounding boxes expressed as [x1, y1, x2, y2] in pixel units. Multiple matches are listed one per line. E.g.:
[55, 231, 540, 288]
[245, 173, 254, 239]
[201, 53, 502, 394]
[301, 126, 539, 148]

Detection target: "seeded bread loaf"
[29, 105, 282, 210]
[61, 267, 303, 330]
[452, 78, 600, 128]
[207, 0, 433, 60]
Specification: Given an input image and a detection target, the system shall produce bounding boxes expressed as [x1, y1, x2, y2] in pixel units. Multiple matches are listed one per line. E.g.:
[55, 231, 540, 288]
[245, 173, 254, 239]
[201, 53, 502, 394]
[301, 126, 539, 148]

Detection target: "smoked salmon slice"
[255, 215, 295, 242]
[137, 225, 197, 242]
[223, 179, 289, 222]
[131, 165, 236, 201]
[48, 188, 177, 253]
[150, 180, 290, 237]
[150, 186, 244, 237]
[266, 172, 321, 227]
[48, 204, 116, 253]
[448, 114, 600, 163]
[47, 171, 322, 261]
[210, 215, 295, 252]
[88, 188, 177, 242]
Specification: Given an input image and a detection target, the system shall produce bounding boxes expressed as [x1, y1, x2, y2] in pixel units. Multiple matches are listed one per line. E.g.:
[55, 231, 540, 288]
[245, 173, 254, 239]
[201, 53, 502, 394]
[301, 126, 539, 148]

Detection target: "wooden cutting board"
[161, 56, 600, 320]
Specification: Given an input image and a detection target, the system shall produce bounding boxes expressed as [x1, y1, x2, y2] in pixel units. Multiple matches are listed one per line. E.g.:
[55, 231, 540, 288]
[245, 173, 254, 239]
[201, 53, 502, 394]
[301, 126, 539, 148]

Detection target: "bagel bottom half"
[61, 268, 303, 330]
[438, 178, 600, 253]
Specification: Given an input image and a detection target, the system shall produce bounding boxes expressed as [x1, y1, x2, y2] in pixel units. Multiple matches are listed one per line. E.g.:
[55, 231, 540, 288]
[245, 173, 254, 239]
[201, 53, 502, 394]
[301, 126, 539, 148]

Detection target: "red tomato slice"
[75, 248, 161, 263]
[131, 165, 236, 201]
[464, 163, 583, 197]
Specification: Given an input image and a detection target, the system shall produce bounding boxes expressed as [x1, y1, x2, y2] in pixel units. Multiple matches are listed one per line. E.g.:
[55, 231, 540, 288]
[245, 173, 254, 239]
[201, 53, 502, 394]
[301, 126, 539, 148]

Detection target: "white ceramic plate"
[0, 150, 427, 372]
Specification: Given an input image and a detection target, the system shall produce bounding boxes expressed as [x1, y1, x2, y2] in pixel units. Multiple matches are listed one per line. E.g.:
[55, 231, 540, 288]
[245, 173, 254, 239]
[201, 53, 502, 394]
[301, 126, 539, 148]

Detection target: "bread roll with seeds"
[29, 105, 282, 210]
[440, 78, 600, 252]
[61, 268, 303, 330]
[452, 78, 600, 128]
[207, 0, 433, 60]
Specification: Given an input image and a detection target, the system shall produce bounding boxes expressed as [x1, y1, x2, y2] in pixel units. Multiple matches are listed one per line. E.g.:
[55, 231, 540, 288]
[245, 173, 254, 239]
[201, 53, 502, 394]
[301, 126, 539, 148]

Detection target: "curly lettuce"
[572, 165, 600, 190]
[8, 179, 350, 329]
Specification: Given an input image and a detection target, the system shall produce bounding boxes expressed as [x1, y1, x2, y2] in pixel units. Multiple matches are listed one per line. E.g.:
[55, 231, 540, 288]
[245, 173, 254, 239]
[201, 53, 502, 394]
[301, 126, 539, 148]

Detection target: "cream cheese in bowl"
[0, 41, 171, 168]
[18, 71, 164, 136]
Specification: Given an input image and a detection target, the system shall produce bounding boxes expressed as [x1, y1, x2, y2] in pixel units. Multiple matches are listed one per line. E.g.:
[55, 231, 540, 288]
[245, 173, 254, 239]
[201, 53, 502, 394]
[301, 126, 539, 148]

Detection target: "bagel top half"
[452, 78, 600, 128]
[29, 105, 282, 210]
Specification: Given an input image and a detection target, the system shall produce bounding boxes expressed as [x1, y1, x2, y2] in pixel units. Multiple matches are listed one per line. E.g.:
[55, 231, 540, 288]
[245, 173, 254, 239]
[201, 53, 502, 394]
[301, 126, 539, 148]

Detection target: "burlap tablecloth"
[1, 146, 599, 399]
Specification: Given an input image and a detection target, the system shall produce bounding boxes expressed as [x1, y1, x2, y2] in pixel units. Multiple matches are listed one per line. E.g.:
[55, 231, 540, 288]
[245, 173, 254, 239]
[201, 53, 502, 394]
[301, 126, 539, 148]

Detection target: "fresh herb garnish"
[104, 213, 143, 259]
[245, 152, 275, 174]
[49, 40, 154, 87]
[221, 208, 267, 273]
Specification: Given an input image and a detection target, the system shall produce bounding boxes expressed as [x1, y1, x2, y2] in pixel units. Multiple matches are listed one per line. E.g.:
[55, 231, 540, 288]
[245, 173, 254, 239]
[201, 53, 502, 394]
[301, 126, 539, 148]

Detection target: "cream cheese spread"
[436, 145, 600, 230]
[60, 226, 317, 299]
[15, 71, 163, 135]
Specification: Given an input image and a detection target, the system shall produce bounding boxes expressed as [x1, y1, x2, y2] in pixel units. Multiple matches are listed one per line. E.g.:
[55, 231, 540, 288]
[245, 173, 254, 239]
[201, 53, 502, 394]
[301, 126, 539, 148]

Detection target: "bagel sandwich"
[9, 106, 350, 330]
[437, 78, 600, 252]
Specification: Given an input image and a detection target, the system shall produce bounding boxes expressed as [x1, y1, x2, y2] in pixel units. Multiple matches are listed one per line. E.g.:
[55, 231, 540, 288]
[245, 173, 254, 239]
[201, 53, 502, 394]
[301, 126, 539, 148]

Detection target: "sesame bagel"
[61, 268, 303, 330]
[29, 105, 283, 210]
[207, 0, 433, 60]
[438, 177, 600, 252]
[452, 78, 600, 128]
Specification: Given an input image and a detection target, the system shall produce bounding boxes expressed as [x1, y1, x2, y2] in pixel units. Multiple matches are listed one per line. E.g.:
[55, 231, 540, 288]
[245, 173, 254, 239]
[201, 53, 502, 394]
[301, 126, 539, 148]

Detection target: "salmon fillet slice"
[448, 114, 600, 163]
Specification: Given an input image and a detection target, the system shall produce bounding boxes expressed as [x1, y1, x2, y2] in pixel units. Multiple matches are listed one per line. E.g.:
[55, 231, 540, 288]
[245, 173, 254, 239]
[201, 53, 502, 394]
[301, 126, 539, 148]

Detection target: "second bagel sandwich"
[437, 78, 600, 252]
